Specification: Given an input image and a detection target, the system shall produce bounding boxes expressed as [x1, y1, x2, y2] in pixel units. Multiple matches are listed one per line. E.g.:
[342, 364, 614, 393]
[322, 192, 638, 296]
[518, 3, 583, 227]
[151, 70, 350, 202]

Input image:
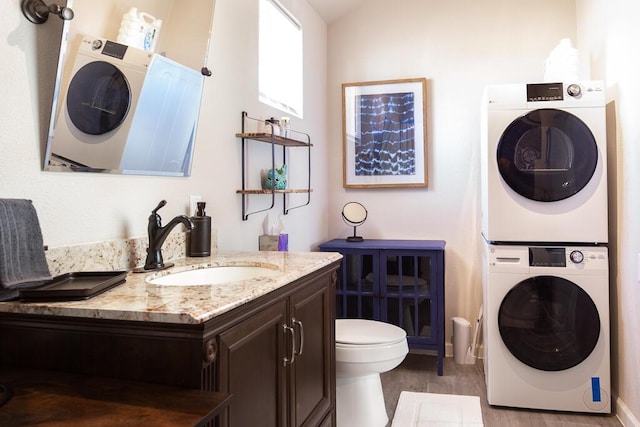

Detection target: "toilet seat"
[335, 319, 408, 368]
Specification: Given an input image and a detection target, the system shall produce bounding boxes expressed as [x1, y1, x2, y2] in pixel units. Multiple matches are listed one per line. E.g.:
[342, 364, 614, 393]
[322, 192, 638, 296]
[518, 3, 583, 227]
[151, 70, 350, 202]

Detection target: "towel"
[0, 199, 52, 301]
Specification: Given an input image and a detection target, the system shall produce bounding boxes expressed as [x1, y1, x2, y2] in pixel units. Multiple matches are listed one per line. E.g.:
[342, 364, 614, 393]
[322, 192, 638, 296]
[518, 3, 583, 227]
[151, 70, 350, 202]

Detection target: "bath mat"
[391, 391, 484, 426]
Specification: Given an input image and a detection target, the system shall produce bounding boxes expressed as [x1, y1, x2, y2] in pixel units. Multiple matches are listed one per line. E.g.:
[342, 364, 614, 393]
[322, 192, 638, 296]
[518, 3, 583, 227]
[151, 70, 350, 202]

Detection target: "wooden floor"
[380, 353, 622, 427]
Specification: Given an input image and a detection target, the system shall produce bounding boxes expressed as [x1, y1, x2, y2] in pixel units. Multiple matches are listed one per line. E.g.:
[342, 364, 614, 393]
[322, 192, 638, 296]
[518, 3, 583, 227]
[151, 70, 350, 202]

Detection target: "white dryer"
[482, 243, 610, 413]
[480, 81, 607, 244]
[51, 35, 152, 171]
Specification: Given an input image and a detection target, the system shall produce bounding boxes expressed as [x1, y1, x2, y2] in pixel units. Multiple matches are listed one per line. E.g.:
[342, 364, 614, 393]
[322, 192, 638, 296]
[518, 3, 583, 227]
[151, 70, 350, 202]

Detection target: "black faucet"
[143, 200, 194, 271]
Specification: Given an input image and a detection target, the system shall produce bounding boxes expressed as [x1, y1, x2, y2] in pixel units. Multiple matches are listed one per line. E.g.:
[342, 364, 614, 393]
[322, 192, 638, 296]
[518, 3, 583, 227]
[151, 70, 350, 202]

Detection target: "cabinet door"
[218, 300, 288, 427]
[335, 249, 380, 319]
[380, 250, 436, 345]
[289, 276, 335, 427]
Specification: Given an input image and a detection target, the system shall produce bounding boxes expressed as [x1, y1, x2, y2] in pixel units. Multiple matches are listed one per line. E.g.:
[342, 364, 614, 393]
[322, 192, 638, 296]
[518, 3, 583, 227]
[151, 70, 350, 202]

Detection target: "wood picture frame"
[342, 78, 428, 188]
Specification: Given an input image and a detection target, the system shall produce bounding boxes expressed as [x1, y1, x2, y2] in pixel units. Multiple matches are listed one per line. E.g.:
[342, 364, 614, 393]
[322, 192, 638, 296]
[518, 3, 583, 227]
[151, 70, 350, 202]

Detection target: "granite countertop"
[0, 250, 342, 325]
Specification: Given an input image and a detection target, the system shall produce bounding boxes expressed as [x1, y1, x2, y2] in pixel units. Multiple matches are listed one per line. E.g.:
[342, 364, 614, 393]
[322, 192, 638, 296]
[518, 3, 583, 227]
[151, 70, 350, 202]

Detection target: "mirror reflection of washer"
[481, 81, 607, 244]
[52, 35, 152, 170]
[483, 244, 610, 413]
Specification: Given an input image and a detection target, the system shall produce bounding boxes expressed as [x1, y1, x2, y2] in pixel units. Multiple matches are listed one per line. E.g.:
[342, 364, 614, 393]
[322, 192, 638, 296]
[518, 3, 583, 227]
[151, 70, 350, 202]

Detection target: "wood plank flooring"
[380, 353, 622, 427]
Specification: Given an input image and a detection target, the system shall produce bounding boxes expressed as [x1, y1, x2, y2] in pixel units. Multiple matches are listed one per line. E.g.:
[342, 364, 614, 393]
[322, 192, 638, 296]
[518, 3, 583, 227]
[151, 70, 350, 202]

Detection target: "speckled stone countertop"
[0, 250, 342, 325]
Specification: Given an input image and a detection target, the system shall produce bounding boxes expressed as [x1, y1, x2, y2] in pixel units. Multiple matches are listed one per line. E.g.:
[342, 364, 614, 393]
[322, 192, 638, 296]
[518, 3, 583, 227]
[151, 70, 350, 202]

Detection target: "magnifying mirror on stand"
[342, 202, 367, 242]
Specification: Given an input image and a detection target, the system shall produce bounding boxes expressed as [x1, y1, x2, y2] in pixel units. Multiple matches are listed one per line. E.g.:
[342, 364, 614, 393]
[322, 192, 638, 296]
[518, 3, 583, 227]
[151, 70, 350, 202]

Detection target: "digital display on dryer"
[101, 41, 128, 60]
[526, 83, 564, 102]
[529, 247, 566, 267]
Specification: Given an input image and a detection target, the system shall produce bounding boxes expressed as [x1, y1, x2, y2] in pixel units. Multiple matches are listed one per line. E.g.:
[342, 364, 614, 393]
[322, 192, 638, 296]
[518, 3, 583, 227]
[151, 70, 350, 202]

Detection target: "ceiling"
[306, 0, 368, 24]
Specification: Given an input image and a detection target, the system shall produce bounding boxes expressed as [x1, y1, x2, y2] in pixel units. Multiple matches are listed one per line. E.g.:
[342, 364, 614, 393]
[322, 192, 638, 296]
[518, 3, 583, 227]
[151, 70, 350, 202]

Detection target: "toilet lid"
[336, 319, 406, 345]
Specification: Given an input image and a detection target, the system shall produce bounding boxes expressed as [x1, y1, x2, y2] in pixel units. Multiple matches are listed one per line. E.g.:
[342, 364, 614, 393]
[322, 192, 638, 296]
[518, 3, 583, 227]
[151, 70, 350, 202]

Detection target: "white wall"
[0, 0, 328, 252]
[577, 1, 640, 424]
[327, 0, 577, 346]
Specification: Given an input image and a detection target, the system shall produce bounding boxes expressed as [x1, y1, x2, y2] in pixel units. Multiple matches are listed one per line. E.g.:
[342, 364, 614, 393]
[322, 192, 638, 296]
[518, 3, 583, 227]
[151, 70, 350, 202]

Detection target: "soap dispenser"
[188, 202, 211, 257]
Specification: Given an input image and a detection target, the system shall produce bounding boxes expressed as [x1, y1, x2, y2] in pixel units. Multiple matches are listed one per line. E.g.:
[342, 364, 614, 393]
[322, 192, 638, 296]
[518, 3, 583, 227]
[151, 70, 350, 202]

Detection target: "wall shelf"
[237, 111, 312, 220]
[235, 132, 312, 147]
[236, 189, 314, 194]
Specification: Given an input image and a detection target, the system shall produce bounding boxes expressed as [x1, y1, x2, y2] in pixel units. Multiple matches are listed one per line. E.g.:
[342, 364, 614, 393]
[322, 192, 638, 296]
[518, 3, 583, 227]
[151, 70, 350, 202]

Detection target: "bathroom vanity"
[0, 251, 342, 427]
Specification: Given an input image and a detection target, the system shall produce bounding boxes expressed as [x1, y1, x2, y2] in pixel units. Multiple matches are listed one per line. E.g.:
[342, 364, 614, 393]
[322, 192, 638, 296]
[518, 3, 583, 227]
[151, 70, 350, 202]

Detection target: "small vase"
[264, 164, 287, 190]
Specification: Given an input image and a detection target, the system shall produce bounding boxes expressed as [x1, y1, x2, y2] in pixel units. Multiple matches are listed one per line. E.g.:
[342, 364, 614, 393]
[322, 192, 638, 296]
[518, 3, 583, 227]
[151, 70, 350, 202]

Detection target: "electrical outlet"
[189, 195, 202, 215]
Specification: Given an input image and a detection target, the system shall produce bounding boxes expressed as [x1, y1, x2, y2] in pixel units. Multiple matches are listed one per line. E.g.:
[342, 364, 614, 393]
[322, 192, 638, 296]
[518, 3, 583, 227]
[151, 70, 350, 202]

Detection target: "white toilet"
[335, 319, 409, 427]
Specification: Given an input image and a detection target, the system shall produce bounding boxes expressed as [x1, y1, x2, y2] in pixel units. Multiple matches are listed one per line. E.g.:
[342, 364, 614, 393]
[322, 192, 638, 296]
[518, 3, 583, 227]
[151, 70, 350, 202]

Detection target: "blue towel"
[0, 199, 52, 301]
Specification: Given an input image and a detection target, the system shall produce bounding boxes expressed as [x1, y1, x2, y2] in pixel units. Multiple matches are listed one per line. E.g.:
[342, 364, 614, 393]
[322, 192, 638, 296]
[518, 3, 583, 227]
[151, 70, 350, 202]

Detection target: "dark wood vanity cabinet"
[218, 272, 335, 427]
[0, 262, 339, 427]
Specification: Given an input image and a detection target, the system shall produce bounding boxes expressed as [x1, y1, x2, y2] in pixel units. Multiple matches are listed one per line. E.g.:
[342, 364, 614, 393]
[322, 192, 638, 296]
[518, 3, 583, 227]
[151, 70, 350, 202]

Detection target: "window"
[259, 0, 303, 118]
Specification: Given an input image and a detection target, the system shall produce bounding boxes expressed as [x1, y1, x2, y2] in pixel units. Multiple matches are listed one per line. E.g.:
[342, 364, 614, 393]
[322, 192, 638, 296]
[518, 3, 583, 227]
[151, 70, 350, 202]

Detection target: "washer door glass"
[497, 108, 598, 202]
[66, 61, 131, 136]
[498, 275, 600, 371]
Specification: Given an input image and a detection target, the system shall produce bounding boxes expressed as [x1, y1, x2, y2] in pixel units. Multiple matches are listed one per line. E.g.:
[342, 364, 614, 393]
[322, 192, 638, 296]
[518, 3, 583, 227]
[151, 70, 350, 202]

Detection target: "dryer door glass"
[496, 108, 598, 202]
[66, 61, 132, 136]
[498, 275, 600, 371]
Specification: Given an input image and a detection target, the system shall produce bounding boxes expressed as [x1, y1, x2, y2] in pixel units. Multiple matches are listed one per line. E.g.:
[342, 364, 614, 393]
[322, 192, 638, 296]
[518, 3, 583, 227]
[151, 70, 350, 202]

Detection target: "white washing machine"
[482, 243, 610, 413]
[51, 35, 153, 170]
[480, 81, 608, 244]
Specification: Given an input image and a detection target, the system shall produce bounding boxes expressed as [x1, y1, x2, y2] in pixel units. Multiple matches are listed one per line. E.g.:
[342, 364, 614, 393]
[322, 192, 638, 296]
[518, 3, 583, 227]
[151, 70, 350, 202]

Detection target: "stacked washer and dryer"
[480, 81, 611, 413]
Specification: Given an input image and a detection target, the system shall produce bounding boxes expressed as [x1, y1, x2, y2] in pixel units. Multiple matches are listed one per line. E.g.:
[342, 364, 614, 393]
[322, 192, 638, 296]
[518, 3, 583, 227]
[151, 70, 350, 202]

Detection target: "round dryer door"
[66, 61, 132, 136]
[497, 108, 598, 202]
[498, 275, 600, 371]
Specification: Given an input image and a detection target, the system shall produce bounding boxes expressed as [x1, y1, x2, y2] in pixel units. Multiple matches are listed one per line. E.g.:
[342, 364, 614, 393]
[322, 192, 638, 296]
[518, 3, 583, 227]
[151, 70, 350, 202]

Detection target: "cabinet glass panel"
[382, 254, 432, 339]
[336, 253, 377, 319]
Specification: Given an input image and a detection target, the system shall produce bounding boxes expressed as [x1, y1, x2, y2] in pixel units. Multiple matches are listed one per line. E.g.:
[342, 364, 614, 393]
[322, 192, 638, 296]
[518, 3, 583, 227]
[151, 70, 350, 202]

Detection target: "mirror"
[44, 0, 215, 176]
[342, 202, 367, 242]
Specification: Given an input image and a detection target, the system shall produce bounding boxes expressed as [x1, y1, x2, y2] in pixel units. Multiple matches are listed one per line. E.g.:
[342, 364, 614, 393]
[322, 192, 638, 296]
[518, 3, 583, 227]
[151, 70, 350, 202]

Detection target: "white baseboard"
[444, 342, 484, 359]
[616, 396, 640, 427]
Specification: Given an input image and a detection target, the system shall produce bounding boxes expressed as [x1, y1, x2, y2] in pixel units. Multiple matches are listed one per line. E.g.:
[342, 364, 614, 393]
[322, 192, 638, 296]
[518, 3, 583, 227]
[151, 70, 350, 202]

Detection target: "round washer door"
[497, 108, 598, 202]
[498, 275, 600, 371]
[66, 61, 131, 136]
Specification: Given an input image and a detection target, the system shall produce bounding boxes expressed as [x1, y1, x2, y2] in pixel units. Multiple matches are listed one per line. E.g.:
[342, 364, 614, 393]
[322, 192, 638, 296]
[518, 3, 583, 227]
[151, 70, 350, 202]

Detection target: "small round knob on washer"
[567, 84, 582, 97]
[570, 250, 585, 264]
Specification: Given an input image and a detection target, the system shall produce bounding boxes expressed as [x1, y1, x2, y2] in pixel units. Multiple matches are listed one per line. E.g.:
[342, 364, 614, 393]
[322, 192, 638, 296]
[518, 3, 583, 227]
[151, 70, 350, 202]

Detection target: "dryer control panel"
[526, 83, 564, 102]
[526, 82, 604, 102]
[484, 81, 605, 110]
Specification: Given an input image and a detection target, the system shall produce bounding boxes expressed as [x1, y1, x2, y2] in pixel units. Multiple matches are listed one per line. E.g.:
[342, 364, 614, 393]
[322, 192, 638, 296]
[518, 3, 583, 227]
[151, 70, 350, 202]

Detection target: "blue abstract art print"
[342, 78, 427, 188]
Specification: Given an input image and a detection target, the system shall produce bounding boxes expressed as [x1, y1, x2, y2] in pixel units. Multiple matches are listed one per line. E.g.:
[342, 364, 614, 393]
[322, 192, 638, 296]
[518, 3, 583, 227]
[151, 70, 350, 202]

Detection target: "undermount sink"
[147, 265, 281, 286]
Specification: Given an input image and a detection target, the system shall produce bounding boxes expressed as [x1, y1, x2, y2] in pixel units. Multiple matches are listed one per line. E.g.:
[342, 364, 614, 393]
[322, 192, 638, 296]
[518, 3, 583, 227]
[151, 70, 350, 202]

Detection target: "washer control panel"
[528, 247, 606, 268]
[487, 244, 608, 273]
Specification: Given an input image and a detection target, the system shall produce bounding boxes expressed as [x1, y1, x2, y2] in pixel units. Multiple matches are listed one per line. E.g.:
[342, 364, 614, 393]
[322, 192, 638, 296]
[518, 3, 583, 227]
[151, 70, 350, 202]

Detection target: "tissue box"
[259, 235, 278, 251]
[259, 234, 288, 251]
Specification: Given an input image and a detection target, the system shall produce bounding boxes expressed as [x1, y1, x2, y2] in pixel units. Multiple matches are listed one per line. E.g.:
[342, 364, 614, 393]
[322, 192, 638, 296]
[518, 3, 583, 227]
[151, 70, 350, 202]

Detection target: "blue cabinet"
[319, 239, 446, 375]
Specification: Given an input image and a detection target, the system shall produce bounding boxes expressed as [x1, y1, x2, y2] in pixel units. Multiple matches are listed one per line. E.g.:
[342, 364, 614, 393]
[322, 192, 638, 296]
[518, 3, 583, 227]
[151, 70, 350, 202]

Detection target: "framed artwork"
[342, 78, 428, 188]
